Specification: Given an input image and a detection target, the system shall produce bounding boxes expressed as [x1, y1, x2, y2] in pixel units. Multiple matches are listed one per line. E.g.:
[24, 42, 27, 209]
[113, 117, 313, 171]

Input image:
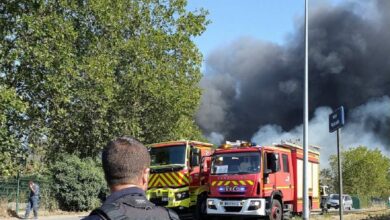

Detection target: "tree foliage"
[0, 86, 27, 176]
[319, 168, 334, 193]
[0, 0, 208, 166]
[50, 155, 107, 211]
[329, 146, 390, 200]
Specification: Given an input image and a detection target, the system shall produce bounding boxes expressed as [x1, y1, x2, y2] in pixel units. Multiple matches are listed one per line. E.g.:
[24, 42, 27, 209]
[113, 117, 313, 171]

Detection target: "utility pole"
[303, 0, 310, 219]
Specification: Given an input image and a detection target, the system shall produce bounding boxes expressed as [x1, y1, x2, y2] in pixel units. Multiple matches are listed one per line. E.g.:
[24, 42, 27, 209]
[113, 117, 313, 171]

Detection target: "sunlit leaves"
[0, 0, 208, 170]
[329, 146, 390, 200]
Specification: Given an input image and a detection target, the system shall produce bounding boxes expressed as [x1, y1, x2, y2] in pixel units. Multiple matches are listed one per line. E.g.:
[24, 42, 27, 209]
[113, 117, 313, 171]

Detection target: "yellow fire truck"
[146, 140, 214, 219]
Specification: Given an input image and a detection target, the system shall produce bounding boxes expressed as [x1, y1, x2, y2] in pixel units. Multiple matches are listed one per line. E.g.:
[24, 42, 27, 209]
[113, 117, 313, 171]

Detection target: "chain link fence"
[0, 175, 58, 215]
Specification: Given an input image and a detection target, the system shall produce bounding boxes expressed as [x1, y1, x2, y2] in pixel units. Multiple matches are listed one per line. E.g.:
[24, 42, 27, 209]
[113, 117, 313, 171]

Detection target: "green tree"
[329, 146, 390, 201]
[0, 86, 27, 176]
[0, 0, 208, 161]
[319, 168, 335, 193]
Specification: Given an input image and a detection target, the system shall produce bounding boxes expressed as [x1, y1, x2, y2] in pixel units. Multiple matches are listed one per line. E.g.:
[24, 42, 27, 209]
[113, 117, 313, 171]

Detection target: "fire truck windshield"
[211, 152, 260, 175]
[150, 145, 186, 166]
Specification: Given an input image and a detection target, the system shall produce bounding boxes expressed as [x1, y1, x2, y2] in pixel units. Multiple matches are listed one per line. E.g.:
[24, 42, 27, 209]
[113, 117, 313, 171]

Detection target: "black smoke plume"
[196, 0, 390, 150]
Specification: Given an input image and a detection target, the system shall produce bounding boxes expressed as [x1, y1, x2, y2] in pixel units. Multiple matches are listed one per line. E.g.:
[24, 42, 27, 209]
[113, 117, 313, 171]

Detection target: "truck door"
[263, 151, 280, 196]
[278, 153, 293, 201]
[189, 147, 201, 187]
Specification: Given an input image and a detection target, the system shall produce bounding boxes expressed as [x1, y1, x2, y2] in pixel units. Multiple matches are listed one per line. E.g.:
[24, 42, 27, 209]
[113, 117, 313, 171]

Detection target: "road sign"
[329, 106, 345, 133]
[329, 106, 346, 220]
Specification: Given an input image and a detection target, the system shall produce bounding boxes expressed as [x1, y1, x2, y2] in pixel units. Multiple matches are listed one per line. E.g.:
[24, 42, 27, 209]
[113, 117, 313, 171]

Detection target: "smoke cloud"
[251, 96, 390, 166]
[196, 0, 390, 163]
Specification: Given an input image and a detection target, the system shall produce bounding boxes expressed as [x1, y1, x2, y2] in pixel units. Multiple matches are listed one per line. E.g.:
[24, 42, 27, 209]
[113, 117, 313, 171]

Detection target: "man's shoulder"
[82, 214, 102, 220]
[84, 204, 180, 220]
[157, 207, 180, 220]
[85, 188, 180, 220]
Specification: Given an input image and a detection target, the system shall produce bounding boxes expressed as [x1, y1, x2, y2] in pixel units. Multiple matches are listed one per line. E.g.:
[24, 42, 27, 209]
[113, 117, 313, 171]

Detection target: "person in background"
[84, 136, 179, 220]
[23, 180, 40, 219]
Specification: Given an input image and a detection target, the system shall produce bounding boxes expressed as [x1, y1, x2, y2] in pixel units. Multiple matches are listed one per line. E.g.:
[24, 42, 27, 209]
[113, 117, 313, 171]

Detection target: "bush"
[50, 155, 107, 211]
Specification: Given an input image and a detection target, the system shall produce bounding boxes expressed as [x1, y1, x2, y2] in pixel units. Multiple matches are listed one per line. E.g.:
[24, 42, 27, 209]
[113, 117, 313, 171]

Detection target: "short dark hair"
[102, 136, 150, 186]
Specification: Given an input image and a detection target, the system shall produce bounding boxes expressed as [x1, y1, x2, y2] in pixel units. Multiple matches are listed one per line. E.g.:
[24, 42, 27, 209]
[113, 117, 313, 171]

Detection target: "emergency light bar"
[218, 140, 256, 149]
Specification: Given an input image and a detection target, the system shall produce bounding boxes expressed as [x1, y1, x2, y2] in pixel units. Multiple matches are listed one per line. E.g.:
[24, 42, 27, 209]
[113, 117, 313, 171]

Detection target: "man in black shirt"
[84, 136, 179, 220]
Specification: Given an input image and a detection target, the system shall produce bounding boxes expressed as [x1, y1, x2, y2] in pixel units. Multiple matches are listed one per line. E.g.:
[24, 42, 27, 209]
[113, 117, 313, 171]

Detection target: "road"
[4, 215, 85, 220]
[5, 208, 389, 220]
[4, 213, 248, 220]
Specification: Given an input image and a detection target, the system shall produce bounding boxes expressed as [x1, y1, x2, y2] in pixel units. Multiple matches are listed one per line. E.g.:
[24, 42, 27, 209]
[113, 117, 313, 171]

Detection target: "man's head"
[102, 136, 151, 190]
[28, 180, 34, 186]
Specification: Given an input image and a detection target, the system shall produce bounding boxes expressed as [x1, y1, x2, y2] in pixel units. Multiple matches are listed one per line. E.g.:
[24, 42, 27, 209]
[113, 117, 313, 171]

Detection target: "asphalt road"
[6, 208, 382, 220]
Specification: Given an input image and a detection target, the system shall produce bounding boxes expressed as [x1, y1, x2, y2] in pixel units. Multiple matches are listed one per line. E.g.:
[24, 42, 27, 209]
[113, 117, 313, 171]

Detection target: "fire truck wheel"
[194, 193, 208, 220]
[269, 199, 283, 220]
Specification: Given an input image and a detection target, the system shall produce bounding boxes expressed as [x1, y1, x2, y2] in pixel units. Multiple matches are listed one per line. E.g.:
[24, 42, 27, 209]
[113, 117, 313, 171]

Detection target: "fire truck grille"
[220, 192, 245, 195]
[149, 192, 169, 198]
[224, 207, 242, 212]
[150, 198, 168, 206]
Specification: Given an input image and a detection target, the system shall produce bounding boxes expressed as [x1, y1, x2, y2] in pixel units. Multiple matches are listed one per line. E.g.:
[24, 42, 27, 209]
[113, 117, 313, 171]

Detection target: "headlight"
[175, 191, 189, 200]
[248, 200, 261, 210]
[207, 199, 217, 210]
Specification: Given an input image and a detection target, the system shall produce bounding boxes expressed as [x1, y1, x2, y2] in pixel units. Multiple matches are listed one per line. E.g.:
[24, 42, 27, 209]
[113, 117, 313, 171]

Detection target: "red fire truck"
[206, 141, 320, 220]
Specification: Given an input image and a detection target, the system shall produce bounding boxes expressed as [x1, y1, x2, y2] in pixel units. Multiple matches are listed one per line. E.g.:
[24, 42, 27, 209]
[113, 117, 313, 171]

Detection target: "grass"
[290, 208, 390, 220]
[0, 198, 8, 218]
[0, 198, 89, 219]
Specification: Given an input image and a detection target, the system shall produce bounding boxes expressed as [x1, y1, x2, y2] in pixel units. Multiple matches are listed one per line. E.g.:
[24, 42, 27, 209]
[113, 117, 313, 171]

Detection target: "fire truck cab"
[206, 141, 320, 220]
[146, 140, 213, 219]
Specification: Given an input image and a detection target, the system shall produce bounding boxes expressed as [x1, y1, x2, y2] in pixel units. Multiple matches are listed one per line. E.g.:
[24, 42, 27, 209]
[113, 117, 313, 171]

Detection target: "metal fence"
[0, 176, 57, 212]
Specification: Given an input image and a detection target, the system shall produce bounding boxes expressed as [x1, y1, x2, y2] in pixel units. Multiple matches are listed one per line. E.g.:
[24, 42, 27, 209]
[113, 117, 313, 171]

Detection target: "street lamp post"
[303, 0, 310, 219]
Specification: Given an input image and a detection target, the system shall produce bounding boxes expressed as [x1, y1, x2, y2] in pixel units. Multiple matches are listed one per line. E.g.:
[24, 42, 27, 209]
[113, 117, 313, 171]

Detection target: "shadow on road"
[7, 209, 22, 219]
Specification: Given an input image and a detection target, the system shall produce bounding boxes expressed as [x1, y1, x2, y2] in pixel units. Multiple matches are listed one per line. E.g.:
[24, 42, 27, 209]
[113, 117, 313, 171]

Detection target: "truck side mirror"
[190, 148, 200, 167]
[200, 156, 212, 185]
[201, 156, 212, 172]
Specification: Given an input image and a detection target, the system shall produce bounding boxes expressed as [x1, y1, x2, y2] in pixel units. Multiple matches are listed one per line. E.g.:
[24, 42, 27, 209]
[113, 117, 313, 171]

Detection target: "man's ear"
[142, 168, 150, 185]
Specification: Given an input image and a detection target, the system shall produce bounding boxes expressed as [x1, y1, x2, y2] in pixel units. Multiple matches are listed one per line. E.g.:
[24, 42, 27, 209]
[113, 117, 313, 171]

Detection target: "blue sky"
[187, 0, 341, 61]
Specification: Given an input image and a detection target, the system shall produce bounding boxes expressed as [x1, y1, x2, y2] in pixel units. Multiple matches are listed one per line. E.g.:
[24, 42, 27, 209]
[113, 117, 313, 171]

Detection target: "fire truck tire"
[268, 199, 283, 220]
[194, 193, 209, 220]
